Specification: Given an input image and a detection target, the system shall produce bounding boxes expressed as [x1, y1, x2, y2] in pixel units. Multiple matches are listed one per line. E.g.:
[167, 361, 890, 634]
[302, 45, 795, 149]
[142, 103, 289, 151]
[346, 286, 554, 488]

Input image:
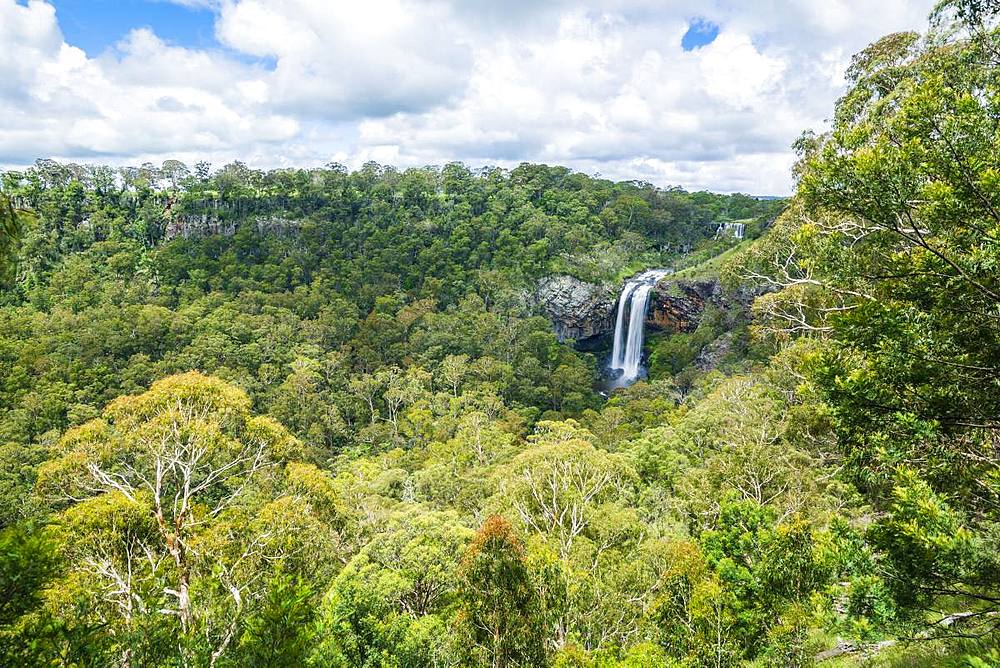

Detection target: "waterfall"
[620, 283, 654, 380]
[609, 269, 670, 384]
[609, 282, 639, 370]
[715, 221, 746, 240]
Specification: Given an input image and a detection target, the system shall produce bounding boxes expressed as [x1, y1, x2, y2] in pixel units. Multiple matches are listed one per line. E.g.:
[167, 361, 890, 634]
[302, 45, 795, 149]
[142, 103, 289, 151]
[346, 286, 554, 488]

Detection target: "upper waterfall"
[609, 269, 671, 385]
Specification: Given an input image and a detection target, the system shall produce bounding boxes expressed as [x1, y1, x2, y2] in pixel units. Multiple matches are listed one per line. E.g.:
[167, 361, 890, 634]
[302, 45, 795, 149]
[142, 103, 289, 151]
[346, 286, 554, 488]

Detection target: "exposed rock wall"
[536, 273, 758, 347]
[536, 275, 617, 342]
[646, 278, 721, 333]
[165, 213, 237, 239]
[695, 331, 734, 371]
[164, 212, 300, 240]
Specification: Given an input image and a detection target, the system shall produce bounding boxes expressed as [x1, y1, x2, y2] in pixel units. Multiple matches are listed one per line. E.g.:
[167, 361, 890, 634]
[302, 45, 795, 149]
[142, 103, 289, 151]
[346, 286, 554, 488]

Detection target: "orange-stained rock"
[646, 278, 720, 333]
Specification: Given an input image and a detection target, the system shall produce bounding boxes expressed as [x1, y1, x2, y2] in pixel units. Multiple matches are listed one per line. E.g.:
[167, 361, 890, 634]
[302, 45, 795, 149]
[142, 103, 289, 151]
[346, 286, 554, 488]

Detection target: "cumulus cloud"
[0, 1, 296, 163]
[0, 0, 936, 193]
[214, 0, 473, 118]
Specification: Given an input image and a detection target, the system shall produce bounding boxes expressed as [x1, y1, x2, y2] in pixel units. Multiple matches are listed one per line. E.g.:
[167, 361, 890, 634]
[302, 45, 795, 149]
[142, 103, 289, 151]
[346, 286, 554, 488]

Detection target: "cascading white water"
[620, 283, 654, 380]
[609, 269, 670, 384]
[609, 282, 639, 370]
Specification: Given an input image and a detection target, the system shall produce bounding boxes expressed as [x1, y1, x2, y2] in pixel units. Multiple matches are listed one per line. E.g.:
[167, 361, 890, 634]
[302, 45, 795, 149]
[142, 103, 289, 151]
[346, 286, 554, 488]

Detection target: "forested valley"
[2, 2, 1000, 666]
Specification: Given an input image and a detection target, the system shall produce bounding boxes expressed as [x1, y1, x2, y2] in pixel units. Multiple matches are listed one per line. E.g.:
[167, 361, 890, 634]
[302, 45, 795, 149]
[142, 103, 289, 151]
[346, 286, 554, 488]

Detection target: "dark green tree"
[737, 0, 1000, 631]
[458, 516, 547, 668]
[234, 573, 317, 667]
[0, 193, 20, 281]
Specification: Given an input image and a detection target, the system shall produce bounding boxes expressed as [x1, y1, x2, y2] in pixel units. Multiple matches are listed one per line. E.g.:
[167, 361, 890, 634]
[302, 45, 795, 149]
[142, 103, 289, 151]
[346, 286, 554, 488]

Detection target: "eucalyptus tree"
[733, 0, 1000, 632]
[34, 372, 332, 666]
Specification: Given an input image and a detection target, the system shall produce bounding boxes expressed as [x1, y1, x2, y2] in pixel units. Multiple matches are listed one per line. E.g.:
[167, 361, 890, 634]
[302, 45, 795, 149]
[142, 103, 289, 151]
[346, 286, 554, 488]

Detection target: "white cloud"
[0, 0, 936, 193]
[0, 1, 297, 162]
[214, 0, 472, 118]
[698, 32, 786, 109]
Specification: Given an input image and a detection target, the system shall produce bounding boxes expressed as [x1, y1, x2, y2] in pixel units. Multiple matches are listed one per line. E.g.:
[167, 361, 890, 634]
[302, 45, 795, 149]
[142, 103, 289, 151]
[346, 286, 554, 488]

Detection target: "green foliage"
[0, 524, 58, 626]
[458, 516, 547, 668]
[233, 573, 317, 667]
[313, 508, 473, 667]
[0, 148, 892, 664]
[16, 8, 1000, 657]
[0, 441, 48, 529]
[730, 0, 1000, 651]
[0, 194, 20, 282]
[696, 498, 831, 663]
[22, 373, 337, 665]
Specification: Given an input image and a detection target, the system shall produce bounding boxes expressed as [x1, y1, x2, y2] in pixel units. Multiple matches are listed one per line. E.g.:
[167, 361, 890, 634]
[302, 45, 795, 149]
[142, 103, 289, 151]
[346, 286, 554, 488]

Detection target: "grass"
[814, 633, 1000, 668]
[549, 217, 758, 285]
[671, 238, 749, 280]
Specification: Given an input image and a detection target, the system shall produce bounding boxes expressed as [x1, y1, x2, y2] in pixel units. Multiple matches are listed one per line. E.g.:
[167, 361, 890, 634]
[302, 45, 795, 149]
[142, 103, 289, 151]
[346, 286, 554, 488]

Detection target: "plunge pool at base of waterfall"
[599, 366, 650, 394]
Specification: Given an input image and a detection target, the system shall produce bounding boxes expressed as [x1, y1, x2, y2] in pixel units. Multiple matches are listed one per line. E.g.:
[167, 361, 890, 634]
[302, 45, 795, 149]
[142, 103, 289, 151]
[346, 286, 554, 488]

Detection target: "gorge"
[5, 1, 997, 662]
[537, 270, 742, 388]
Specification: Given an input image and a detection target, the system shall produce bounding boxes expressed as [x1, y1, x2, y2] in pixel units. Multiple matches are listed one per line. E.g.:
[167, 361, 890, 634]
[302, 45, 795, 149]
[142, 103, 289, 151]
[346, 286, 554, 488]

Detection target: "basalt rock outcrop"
[536, 275, 617, 342]
[646, 278, 722, 333]
[164, 212, 300, 240]
[695, 331, 734, 372]
[537, 273, 756, 347]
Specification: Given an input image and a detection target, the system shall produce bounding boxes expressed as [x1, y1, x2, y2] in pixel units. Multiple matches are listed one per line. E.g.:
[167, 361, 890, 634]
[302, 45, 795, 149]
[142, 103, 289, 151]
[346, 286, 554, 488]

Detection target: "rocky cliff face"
[646, 278, 721, 333]
[536, 275, 617, 342]
[695, 331, 734, 371]
[164, 212, 300, 240]
[537, 273, 754, 346]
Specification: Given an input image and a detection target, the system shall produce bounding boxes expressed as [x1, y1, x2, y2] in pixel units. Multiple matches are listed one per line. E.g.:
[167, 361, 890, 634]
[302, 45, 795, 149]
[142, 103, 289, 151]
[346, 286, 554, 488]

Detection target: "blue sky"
[47, 0, 216, 54]
[681, 19, 720, 51]
[2, 0, 936, 194]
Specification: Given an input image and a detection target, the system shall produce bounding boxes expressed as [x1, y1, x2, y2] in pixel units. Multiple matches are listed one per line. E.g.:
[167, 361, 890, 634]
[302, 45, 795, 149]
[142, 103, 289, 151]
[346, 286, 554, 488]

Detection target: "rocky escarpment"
[646, 278, 722, 333]
[165, 212, 300, 240]
[695, 331, 734, 371]
[646, 276, 765, 334]
[537, 273, 757, 349]
[536, 275, 617, 342]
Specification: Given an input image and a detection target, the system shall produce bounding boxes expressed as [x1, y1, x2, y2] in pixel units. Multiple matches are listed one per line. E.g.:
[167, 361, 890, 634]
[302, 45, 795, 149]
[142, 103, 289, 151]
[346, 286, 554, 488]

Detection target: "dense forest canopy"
[1, 159, 777, 304]
[1, 1, 999, 666]
[0, 160, 779, 449]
